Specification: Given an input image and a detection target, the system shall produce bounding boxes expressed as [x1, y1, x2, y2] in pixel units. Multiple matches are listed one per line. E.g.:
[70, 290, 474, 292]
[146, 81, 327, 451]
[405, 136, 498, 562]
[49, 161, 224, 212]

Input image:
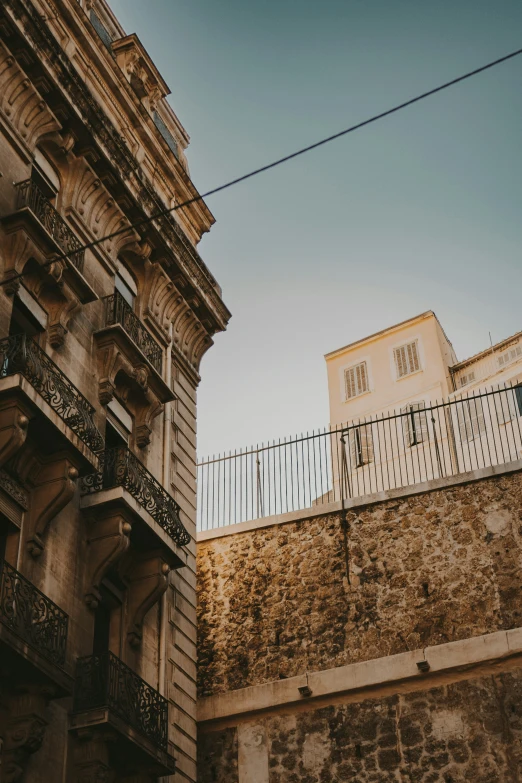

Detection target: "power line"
[2, 44, 522, 290]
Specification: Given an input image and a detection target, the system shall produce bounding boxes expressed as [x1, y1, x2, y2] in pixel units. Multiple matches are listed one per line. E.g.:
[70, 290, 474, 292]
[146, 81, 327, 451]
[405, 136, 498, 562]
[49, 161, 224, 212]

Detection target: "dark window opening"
[92, 601, 111, 655]
[9, 297, 43, 338]
[105, 420, 128, 449]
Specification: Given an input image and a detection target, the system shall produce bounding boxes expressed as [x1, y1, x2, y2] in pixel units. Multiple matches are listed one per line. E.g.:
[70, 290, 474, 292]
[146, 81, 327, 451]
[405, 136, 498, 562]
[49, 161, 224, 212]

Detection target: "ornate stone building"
[0, 1, 229, 781]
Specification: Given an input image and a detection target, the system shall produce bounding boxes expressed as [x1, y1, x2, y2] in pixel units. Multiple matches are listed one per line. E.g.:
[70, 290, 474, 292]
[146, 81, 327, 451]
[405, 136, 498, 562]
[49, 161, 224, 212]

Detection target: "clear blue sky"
[110, 0, 522, 458]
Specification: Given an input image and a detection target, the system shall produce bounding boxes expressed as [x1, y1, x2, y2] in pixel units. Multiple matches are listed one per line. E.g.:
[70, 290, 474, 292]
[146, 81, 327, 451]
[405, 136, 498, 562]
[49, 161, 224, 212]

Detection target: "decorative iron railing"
[16, 179, 85, 271]
[102, 292, 163, 374]
[0, 560, 68, 665]
[80, 446, 190, 546]
[73, 651, 168, 751]
[197, 384, 522, 530]
[0, 334, 104, 453]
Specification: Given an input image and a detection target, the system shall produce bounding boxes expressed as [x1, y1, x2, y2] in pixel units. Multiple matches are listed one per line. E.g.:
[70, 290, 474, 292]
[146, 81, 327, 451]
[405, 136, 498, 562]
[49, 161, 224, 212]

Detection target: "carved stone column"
[84, 508, 132, 609]
[123, 553, 170, 648]
[0, 399, 32, 469]
[1, 686, 51, 783]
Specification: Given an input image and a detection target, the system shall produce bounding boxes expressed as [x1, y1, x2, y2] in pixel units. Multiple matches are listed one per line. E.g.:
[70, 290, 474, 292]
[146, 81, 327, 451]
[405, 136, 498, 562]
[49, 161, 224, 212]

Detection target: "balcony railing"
[80, 446, 190, 546]
[0, 560, 68, 665]
[16, 179, 85, 271]
[73, 651, 168, 751]
[0, 334, 104, 453]
[197, 384, 522, 530]
[102, 292, 163, 374]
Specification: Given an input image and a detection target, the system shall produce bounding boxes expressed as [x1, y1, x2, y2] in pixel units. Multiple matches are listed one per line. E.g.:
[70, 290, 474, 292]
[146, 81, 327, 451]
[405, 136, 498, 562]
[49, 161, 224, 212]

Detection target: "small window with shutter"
[348, 425, 374, 468]
[456, 398, 486, 442]
[401, 401, 428, 447]
[344, 362, 369, 401]
[394, 341, 421, 379]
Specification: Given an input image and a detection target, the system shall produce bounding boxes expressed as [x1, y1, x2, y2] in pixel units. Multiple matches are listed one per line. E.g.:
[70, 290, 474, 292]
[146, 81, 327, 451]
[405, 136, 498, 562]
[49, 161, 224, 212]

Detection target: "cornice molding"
[1, 0, 231, 334]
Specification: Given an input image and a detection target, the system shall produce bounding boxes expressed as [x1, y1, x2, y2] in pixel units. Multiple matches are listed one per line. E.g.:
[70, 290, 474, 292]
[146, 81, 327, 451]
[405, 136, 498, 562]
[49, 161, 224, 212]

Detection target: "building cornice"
[1, 0, 230, 335]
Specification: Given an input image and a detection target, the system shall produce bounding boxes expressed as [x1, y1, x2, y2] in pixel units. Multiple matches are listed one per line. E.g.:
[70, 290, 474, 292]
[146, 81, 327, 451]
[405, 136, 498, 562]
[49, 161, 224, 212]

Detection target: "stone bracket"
[123, 552, 170, 648]
[84, 509, 132, 609]
[1, 686, 51, 783]
[96, 341, 163, 448]
[21, 454, 79, 558]
[0, 398, 32, 469]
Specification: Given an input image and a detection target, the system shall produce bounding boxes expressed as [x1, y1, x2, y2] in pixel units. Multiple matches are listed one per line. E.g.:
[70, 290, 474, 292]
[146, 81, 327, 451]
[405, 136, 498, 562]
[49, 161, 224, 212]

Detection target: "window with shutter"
[394, 341, 421, 379]
[401, 402, 428, 447]
[344, 362, 369, 401]
[348, 426, 374, 467]
[498, 344, 522, 368]
[493, 389, 517, 424]
[456, 398, 486, 442]
[459, 371, 475, 387]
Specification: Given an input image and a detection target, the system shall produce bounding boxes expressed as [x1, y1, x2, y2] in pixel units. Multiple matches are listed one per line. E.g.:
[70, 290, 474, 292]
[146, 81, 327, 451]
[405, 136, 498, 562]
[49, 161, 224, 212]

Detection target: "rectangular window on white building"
[344, 362, 369, 400]
[348, 426, 374, 468]
[401, 401, 428, 447]
[459, 371, 475, 388]
[498, 344, 522, 368]
[456, 398, 486, 443]
[394, 341, 421, 379]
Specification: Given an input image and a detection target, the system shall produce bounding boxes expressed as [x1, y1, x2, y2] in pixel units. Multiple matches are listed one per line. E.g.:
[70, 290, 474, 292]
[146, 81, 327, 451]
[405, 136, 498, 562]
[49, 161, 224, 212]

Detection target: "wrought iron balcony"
[73, 651, 168, 751]
[80, 446, 190, 546]
[16, 179, 85, 271]
[0, 559, 68, 666]
[0, 334, 104, 453]
[102, 291, 162, 374]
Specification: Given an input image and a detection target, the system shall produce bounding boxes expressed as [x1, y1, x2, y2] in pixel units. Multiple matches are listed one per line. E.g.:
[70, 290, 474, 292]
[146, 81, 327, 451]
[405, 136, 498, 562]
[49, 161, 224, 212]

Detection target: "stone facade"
[200, 671, 522, 782]
[197, 467, 522, 781]
[0, 1, 229, 782]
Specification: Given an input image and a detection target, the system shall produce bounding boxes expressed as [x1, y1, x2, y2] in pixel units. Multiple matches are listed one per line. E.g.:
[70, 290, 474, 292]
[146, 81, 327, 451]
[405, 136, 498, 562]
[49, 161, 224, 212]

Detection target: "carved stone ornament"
[84, 508, 132, 608]
[13, 451, 80, 558]
[111, 34, 170, 112]
[1, 686, 51, 783]
[122, 553, 170, 648]
[72, 729, 115, 783]
[95, 339, 164, 449]
[0, 397, 32, 469]
[0, 41, 61, 152]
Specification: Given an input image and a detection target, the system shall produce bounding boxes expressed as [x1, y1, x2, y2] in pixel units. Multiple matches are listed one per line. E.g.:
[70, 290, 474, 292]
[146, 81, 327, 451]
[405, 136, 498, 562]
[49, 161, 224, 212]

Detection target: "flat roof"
[451, 329, 522, 371]
[325, 310, 449, 359]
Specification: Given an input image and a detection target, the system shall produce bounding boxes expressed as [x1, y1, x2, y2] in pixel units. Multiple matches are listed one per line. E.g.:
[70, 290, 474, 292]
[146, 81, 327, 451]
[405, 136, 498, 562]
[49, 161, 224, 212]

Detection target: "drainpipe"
[159, 323, 173, 696]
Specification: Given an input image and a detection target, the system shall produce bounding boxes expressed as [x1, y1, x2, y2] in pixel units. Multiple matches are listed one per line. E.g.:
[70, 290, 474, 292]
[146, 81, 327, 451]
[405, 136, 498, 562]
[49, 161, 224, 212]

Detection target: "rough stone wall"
[197, 470, 522, 697]
[198, 669, 522, 782]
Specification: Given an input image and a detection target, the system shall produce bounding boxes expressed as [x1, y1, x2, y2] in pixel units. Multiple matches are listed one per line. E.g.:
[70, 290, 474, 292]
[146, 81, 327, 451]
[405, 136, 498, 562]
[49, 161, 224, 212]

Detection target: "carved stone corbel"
[0, 399, 32, 469]
[95, 343, 164, 448]
[84, 508, 132, 609]
[1, 686, 51, 783]
[123, 553, 170, 648]
[20, 454, 79, 558]
[72, 729, 114, 783]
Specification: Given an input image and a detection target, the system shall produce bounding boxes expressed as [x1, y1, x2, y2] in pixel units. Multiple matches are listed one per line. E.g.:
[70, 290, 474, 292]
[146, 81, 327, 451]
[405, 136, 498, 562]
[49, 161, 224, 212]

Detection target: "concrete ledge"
[197, 459, 522, 541]
[198, 627, 522, 724]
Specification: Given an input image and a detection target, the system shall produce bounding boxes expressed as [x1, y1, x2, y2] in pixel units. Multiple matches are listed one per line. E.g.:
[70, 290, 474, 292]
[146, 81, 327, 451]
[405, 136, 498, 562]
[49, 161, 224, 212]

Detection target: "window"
[394, 341, 421, 379]
[493, 388, 518, 424]
[90, 9, 113, 49]
[153, 111, 179, 160]
[498, 344, 522, 368]
[401, 401, 428, 447]
[459, 371, 475, 388]
[348, 426, 374, 468]
[115, 274, 136, 308]
[456, 398, 486, 443]
[344, 362, 369, 401]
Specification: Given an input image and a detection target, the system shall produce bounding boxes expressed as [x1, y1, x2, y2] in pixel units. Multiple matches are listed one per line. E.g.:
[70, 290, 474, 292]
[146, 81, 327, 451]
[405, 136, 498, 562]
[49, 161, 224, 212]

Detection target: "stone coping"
[197, 459, 522, 542]
[198, 627, 522, 725]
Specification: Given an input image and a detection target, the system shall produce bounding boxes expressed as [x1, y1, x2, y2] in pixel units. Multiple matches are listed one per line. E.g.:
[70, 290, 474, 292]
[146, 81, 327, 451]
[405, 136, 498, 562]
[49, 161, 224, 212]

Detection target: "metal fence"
[197, 385, 522, 530]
